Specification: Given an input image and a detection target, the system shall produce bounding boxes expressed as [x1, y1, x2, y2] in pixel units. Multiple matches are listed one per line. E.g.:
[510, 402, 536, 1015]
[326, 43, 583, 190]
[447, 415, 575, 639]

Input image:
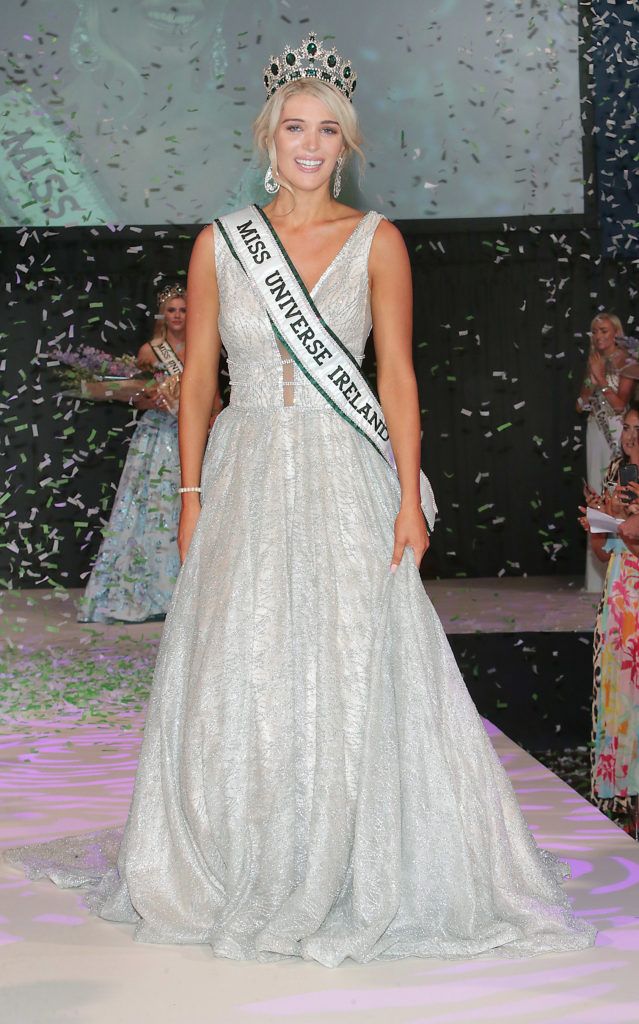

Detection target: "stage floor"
[2, 581, 636, 1024]
[1, 576, 600, 644]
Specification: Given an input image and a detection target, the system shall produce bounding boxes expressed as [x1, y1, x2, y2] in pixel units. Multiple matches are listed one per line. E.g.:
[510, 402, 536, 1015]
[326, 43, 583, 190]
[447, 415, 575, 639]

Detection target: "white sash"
[215, 205, 437, 531]
[150, 338, 183, 376]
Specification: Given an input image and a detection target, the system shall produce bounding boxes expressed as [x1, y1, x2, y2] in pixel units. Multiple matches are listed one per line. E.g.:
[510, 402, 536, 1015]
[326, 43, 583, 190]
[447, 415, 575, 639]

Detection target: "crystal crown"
[263, 32, 357, 102]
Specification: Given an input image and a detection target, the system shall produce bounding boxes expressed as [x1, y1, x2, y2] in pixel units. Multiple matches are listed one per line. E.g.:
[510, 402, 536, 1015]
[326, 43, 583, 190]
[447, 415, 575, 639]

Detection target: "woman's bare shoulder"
[369, 216, 408, 264]
[137, 340, 156, 365]
[189, 224, 216, 271]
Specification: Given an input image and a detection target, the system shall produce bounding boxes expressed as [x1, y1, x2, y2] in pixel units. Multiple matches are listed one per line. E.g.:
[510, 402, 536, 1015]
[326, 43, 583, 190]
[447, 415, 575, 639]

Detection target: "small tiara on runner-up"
[156, 283, 186, 308]
[263, 31, 357, 102]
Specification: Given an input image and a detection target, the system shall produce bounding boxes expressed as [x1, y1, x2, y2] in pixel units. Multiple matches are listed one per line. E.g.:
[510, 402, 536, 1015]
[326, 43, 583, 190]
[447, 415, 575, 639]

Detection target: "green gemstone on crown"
[263, 33, 357, 104]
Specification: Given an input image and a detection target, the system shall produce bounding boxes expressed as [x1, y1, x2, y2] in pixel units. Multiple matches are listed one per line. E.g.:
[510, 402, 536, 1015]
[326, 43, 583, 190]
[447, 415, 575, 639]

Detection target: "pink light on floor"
[240, 964, 621, 1016]
[592, 858, 639, 895]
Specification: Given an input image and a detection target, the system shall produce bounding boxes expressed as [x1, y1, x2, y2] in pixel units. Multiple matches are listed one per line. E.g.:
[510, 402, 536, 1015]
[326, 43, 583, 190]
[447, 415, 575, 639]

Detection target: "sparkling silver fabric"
[5, 213, 596, 964]
[77, 409, 180, 623]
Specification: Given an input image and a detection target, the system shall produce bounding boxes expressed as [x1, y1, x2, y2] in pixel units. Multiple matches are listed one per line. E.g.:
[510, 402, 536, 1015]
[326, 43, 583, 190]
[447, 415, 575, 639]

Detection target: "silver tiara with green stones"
[263, 32, 357, 102]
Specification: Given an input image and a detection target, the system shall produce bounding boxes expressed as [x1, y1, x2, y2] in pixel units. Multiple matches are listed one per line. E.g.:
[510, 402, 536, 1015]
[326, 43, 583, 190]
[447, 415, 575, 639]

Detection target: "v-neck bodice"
[214, 208, 384, 411]
[257, 208, 377, 298]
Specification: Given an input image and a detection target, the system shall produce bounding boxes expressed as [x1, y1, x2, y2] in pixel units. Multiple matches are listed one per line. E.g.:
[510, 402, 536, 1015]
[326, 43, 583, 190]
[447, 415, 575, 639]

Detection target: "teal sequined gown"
[77, 408, 180, 623]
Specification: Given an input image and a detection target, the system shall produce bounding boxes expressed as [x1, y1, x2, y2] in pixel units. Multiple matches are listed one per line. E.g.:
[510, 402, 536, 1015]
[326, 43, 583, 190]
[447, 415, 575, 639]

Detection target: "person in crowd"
[77, 283, 187, 623]
[577, 312, 634, 591]
[581, 401, 639, 834]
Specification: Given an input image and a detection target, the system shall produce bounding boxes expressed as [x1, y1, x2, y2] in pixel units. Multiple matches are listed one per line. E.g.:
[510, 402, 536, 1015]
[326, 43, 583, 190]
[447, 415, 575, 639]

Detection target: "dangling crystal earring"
[333, 156, 344, 199]
[264, 165, 280, 194]
[70, 0, 102, 72]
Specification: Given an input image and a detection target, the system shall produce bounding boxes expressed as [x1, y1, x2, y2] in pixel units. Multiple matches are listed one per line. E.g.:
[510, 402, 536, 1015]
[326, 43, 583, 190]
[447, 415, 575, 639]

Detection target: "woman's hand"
[588, 352, 606, 387]
[577, 505, 593, 532]
[178, 498, 201, 564]
[133, 387, 160, 411]
[391, 502, 430, 572]
[609, 487, 629, 519]
[622, 481, 639, 515]
[583, 482, 603, 509]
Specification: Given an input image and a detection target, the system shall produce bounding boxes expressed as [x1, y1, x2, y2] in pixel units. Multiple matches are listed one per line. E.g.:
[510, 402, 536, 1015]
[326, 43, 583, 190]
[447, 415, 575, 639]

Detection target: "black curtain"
[2, 220, 637, 587]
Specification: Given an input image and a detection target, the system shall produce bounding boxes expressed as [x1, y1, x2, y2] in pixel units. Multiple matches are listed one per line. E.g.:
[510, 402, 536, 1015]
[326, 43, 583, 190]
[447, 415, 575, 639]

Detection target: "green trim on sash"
[253, 204, 362, 372]
[150, 338, 184, 375]
[213, 207, 437, 532]
[215, 216, 375, 450]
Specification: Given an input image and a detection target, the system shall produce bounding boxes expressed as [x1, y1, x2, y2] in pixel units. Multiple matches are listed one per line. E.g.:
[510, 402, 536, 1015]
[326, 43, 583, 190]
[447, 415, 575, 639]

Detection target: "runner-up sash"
[215, 205, 437, 531]
[150, 338, 183, 376]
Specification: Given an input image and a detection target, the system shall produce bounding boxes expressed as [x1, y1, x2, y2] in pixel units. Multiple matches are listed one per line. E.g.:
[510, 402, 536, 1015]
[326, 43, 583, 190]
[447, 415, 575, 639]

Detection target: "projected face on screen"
[90, 1, 221, 66]
[0, 0, 583, 225]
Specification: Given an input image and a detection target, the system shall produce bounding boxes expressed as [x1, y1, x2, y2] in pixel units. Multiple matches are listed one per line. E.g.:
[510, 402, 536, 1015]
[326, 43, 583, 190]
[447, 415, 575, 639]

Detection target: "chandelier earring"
[333, 156, 344, 199]
[264, 165, 280, 195]
[70, 0, 102, 72]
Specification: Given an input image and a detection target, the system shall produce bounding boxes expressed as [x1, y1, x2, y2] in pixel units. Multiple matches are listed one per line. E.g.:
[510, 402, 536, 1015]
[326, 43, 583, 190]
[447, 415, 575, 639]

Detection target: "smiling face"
[161, 296, 186, 335]
[273, 92, 344, 195]
[591, 317, 618, 355]
[621, 409, 639, 462]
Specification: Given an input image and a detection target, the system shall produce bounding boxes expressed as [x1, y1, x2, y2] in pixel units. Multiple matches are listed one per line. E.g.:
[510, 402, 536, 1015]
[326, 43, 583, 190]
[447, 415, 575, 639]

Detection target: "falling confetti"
[0, 1, 637, 599]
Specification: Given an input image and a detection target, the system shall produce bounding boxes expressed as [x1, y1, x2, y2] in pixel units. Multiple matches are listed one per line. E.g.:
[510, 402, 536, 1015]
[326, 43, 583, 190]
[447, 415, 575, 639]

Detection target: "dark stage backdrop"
[2, 1, 639, 588]
[1, 219, 637, 588]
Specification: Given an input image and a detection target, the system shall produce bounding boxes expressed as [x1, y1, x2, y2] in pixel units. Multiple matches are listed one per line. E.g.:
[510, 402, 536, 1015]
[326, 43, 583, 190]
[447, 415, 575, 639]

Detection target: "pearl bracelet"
[178, 486, 202, 494]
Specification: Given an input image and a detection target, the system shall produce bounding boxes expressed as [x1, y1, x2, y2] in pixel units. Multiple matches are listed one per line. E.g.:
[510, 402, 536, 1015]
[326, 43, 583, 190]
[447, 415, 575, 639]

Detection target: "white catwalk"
[1, 587, 637, 1023]
[2, 718, 639, 1024]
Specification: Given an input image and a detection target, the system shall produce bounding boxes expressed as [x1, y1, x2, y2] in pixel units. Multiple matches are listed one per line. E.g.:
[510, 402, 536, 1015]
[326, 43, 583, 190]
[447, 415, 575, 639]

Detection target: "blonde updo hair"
[253, 79, 364, 197]
[591, 312, 624, 338]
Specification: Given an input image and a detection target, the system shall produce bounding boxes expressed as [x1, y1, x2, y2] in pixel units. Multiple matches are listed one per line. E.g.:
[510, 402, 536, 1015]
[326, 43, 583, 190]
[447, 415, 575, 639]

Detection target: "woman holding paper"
[589, 402, 639, 825]
[9, 34, 595, 962]
[76, 283, 187, 623]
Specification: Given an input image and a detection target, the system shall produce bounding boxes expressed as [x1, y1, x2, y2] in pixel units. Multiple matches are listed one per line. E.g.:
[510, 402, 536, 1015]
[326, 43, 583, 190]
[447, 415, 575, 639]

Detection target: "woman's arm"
[178, 224, 221, 561]
[577, 354, 596, 411]
[598, 373, 633, 414]
[590, 532, 612, 564]
[136, 341, 157, 370]
[578, 507, 612, 564]
[369, 219, 429, 570]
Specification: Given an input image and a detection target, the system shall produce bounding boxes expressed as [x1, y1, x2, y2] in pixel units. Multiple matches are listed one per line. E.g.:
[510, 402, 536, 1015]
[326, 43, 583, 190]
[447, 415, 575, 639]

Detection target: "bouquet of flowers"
[49, 344, 155, 404]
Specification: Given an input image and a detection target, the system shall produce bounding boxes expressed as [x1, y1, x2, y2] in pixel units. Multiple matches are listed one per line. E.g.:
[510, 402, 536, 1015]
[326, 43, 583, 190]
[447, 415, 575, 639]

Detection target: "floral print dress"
[591, 458, 639, 810]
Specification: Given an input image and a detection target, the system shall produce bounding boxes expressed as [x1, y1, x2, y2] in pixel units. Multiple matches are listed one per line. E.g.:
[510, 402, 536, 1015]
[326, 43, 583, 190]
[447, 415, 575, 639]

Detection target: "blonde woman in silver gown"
[7, 33, 595, 965]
